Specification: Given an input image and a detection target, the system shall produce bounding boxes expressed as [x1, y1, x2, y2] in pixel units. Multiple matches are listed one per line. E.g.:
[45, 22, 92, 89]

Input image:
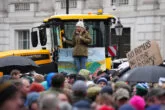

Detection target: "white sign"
[58, 48, 105, 62]
[159, 77, 165, 86]
[58, 48, 105, 73]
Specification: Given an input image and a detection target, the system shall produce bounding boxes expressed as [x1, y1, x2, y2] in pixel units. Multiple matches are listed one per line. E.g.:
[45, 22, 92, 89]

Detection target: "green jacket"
[40, 87, 63, 97]
[65, 31, 92, 57]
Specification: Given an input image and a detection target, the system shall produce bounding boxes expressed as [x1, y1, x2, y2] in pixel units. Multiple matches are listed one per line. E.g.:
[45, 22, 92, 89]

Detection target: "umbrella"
[0, 56, 39, 74]
[119, 66, 165, 83]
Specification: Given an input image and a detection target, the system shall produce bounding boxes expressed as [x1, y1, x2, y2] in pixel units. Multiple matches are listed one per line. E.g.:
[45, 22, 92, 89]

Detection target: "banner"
[126, 40, 163, 69]
[58, 48, 105, 74]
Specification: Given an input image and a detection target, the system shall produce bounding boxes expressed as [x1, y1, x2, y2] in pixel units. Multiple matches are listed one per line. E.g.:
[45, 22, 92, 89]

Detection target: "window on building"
[16, 30, 30, 49]
[111, 0, 129, 5]
[15, 3, 30, 11]
[112, 0, 116, 5]
[111, 28, 130, 58]
[61, 0, 77, 9]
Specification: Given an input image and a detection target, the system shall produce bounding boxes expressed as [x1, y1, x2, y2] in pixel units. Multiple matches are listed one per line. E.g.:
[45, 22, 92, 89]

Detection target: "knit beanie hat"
[97, 77, 108, 85]
[136, 83, 148, 96]
[129, 95, 145, 110]
[76, 20, 85, 29]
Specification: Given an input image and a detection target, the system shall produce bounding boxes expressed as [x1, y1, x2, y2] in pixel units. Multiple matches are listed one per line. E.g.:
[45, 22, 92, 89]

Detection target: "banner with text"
[126, 40, 163, 69]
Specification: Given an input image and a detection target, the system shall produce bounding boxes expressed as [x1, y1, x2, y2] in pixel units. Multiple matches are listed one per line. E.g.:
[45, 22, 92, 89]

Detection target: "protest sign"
[126, 40, 163, 69]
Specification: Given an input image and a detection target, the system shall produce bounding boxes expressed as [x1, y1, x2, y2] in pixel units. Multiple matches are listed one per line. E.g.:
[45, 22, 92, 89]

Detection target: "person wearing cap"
[114, 88, 130, 109]
[146, 88, 162, 107]
[135, 83, 149, 97]
[146, 88, 165, 110]
[78, 69, 91, 81]
[72, 80, 88, 103]
[63, 19, 92, 72]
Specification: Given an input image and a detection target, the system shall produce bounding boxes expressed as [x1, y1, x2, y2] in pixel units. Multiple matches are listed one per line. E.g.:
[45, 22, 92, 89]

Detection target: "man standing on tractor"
[63, 20, 92, 72]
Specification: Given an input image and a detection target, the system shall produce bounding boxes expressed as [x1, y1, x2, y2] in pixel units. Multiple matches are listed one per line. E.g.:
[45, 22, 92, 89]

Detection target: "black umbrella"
[0, 56, 39, 74]
[119, 66, 165, 83]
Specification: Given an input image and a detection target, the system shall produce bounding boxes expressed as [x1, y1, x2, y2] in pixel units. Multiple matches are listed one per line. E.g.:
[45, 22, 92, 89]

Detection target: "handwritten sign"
[126, 40, 163, 69]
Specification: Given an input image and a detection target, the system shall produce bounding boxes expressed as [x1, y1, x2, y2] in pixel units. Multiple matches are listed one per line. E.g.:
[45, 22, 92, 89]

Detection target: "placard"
[126, 40, 163, 68]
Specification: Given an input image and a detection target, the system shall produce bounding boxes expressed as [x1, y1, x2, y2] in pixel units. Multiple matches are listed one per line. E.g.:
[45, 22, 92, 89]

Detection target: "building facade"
[0, 0, 165, 59]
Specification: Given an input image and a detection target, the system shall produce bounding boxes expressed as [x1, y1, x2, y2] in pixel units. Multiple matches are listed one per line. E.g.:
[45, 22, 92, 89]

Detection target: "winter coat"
[40, 87, 63, 97]
[65, 30, 92, 57]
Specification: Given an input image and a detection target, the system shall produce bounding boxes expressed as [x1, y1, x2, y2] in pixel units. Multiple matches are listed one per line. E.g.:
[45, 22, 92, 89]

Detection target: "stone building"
[0, 0, 165, 59]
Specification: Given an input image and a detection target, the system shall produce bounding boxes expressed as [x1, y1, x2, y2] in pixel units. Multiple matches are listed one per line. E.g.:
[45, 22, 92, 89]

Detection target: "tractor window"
[63, 20, 106, 47]
[63, 22, 75, 41]
[50, 25, 61, 48]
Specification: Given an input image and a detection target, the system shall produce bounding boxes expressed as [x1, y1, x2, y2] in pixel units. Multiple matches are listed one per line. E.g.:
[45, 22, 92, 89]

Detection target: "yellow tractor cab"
[31, 12, 116, 74]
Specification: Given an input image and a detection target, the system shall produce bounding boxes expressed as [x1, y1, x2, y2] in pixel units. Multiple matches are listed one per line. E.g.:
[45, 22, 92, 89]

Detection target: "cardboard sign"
[126, 40, 163, 69]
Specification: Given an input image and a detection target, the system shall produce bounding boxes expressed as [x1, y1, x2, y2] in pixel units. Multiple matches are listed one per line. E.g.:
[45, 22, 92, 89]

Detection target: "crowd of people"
[0, 68, 165, 110]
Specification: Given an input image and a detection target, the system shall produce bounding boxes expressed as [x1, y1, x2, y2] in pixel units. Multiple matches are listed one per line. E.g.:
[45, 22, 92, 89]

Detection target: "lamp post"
[66, 0, 69, 14]
[115, 18, 123, 58]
